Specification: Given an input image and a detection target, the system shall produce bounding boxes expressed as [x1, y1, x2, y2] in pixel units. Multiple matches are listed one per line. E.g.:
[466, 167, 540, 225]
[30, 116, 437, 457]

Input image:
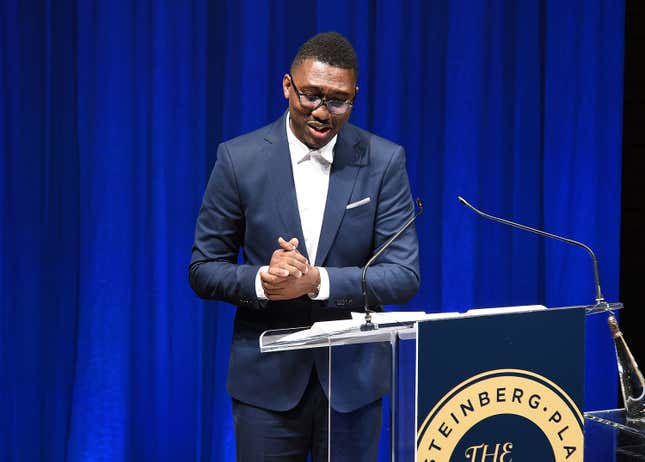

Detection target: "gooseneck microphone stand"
[360, 197, 423, 331]
[458, 195, 645, 423]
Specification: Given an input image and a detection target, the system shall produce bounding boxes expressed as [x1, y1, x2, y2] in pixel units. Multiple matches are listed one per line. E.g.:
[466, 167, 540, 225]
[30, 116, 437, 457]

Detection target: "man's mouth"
[307, 122, 331, 135]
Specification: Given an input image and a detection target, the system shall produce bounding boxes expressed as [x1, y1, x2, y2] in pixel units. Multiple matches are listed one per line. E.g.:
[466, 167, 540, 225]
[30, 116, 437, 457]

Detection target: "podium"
[260, 303, 643, 461]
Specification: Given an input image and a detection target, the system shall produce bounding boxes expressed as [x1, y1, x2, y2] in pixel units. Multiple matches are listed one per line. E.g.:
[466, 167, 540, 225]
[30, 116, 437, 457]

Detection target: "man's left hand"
[261, 265, 320, 301]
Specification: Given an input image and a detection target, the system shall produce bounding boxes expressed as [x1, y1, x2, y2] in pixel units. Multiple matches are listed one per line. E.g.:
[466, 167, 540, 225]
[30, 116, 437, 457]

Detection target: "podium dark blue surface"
[416, 307, 585, 461]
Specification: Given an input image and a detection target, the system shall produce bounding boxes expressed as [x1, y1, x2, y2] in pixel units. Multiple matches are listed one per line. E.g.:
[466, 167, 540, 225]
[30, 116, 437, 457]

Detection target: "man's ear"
[282, 74, 291, 100]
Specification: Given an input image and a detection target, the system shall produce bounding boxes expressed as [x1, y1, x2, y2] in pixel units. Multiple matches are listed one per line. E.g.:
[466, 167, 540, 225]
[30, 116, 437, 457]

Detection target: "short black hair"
[291, 31, 358, 79]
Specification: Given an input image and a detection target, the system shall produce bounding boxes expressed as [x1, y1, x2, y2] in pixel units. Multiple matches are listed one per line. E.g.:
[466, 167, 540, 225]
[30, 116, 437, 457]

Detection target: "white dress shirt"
[255, 114, 332, 300]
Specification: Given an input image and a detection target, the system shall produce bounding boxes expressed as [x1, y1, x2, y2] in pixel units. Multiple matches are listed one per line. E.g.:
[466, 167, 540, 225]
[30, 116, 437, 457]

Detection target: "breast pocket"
[338, 200, 375, 241]
[344, 201, 373, 218]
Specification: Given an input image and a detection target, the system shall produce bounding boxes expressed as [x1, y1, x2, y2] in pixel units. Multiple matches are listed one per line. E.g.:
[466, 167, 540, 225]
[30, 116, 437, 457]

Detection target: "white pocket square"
[346, 197, 371, 209]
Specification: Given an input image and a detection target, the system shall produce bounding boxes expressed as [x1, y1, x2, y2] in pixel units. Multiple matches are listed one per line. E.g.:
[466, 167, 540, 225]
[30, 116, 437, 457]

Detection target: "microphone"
[457, 196, 606, 308]
[361, 197, 424, 331]
[458, 196, 645, 423]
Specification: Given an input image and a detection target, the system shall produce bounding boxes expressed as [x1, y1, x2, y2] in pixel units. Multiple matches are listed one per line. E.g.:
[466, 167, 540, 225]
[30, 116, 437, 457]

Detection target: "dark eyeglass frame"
[287, 74, 356, 115]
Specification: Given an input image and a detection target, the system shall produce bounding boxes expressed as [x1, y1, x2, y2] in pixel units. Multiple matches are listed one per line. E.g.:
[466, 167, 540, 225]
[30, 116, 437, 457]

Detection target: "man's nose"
[311, 103, 331, 120]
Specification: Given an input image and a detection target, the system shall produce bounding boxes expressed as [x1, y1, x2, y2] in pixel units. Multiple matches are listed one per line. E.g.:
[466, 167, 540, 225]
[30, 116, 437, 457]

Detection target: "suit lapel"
[315, 126, 367, 266]
[263, 114, 308, 260]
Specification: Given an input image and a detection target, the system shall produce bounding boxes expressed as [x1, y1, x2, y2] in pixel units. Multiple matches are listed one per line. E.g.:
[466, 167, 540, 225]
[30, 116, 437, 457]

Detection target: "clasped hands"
[260, 237, 320, 301]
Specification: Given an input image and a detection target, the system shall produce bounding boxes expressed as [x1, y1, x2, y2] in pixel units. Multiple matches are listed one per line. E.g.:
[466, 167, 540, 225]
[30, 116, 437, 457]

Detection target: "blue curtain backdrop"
[1, 0, 624, 460]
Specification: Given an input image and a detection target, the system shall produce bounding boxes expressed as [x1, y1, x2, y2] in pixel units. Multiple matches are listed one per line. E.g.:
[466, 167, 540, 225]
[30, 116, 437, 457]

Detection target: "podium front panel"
[416, 307, 586, 462]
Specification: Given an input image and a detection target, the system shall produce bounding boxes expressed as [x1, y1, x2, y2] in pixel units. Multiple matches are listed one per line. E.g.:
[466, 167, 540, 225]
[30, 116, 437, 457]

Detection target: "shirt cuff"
[310, 266, 330, 300]
[255, 266, 269, 300]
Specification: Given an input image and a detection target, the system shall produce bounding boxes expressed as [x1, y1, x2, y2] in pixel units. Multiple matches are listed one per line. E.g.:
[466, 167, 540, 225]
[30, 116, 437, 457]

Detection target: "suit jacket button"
[335, 299, 345, 306]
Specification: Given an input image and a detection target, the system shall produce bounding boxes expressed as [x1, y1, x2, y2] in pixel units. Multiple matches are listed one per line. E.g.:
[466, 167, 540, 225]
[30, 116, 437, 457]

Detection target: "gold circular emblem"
[417, 369, 583, 462]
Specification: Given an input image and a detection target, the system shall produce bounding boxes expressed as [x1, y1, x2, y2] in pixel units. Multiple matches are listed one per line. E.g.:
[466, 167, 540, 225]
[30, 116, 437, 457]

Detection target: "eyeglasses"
[287, 74, 355, 116]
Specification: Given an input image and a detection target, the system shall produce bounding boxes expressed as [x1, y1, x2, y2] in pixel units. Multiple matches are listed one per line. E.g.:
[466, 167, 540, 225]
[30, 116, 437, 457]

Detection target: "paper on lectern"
[465, 305, 547, 316]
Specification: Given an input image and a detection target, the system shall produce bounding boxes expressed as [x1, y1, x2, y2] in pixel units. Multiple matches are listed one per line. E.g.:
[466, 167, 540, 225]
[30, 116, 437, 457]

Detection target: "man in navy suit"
[189, 31, 419, 462]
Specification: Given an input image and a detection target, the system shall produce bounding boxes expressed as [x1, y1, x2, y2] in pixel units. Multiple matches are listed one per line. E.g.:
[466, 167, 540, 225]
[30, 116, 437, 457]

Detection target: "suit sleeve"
[188, 143, 262, 308]
[325, 146, 420, 308]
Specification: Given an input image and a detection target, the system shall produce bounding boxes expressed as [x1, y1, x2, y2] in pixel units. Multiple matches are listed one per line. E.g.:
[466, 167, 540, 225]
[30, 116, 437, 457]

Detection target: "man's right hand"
[260, 237, 319, 300]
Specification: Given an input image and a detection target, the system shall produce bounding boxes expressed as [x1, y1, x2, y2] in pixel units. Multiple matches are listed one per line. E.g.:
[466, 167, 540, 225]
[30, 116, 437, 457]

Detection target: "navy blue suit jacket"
[189, 113, 420, 412]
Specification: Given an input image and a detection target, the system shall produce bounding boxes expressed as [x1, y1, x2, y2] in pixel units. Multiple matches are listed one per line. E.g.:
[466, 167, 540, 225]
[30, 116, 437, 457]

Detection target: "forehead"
[292, 58, 356, 94]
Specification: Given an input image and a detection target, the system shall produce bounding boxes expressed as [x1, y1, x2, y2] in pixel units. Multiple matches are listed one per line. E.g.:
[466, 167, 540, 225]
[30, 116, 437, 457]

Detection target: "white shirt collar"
[286, 113, 336, 165]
